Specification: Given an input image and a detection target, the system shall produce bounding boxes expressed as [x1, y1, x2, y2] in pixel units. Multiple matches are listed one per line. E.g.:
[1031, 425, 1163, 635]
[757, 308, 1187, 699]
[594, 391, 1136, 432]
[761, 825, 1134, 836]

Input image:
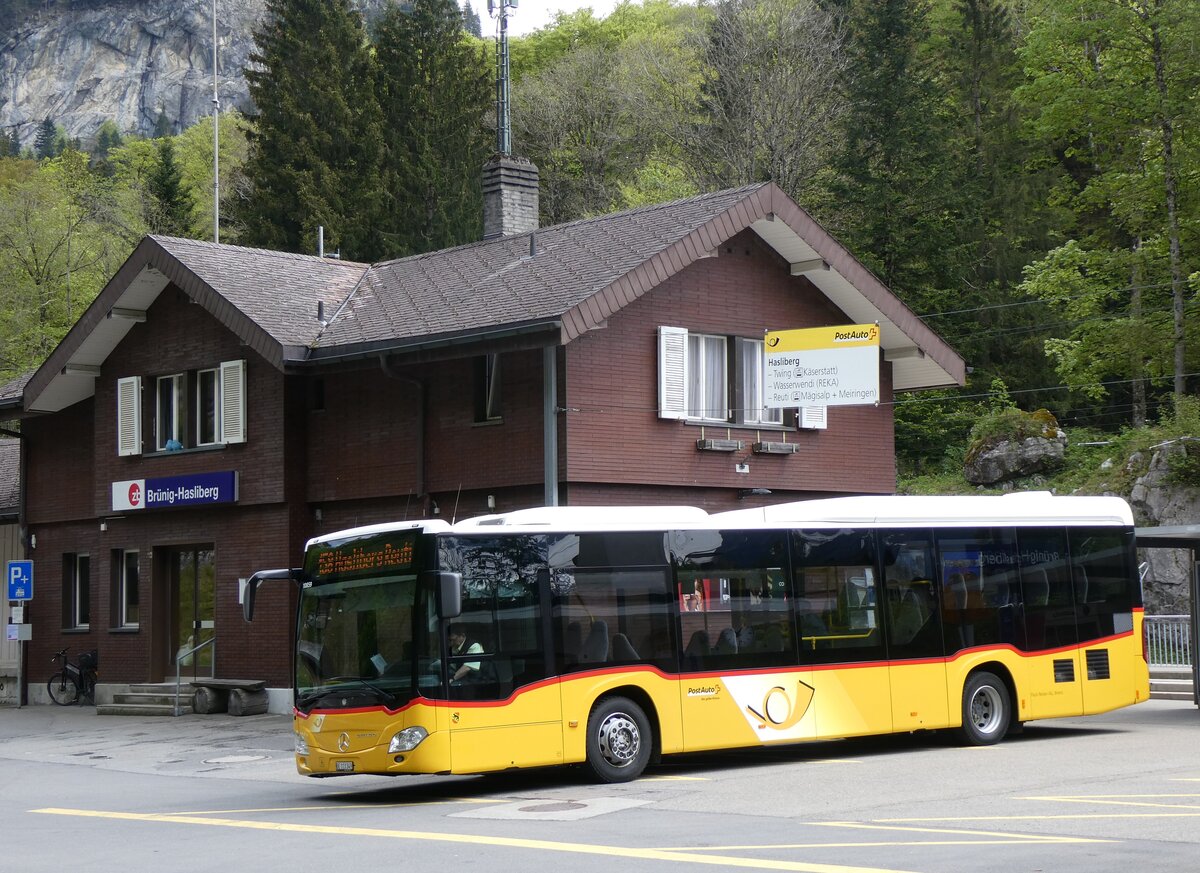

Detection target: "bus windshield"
[296, 530, 438, 712]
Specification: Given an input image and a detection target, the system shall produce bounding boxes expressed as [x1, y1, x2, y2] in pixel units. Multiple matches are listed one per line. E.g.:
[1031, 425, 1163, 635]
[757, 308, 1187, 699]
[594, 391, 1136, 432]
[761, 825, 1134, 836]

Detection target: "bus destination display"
[313, 533, 416, 579]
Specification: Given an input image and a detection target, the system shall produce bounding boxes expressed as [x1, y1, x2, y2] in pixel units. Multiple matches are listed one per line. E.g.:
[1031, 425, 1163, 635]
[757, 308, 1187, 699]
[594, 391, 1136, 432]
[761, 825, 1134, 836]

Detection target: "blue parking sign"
[7, 560, 32, 601]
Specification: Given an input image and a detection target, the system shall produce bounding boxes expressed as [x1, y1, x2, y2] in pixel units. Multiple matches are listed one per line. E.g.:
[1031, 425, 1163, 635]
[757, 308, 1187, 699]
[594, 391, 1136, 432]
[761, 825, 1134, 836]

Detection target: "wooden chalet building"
[0, 180, 964, 705]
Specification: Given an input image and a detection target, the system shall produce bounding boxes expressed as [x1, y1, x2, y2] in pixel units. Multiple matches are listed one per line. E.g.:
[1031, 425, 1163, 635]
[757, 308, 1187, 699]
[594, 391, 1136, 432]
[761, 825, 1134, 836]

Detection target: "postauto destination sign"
[763, 323, 880, 408]
[111, 471, 238, 512]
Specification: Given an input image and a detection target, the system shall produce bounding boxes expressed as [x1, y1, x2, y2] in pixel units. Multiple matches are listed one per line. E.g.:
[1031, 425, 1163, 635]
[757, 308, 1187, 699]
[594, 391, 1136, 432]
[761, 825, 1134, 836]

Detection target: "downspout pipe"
[544, 345, 558, 507]
[378, 355, 427, 516]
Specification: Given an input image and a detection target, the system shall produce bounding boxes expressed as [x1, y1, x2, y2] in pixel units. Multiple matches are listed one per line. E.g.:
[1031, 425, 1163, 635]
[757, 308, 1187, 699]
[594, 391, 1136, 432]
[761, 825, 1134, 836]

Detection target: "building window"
[737, 338, 783, 425]
[156, 373, 184, 449]
[117, 359, 245, 456]
[474, 354, 502, 422]
[118, 550, 139, 628]
[687, 333, 728, 420]
[658, 326, 786, 425]
[196, 368, 220, 444]
[62, 553, 90, 629]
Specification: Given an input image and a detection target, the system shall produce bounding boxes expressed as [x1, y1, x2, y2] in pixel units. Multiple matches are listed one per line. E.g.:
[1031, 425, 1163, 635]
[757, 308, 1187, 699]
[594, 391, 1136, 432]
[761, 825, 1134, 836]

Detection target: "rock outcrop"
[1129, 441, 1200, 614]
[0, 0, 388, 149]
[963, 432, 1067, 485]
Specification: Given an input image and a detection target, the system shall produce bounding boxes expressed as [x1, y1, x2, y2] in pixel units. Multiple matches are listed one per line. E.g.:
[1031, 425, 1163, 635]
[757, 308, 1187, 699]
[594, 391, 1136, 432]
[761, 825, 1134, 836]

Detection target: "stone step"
[97, 701, 192, 716]
[110, 690, 192, 708]
[1150, 677, 1194, 702]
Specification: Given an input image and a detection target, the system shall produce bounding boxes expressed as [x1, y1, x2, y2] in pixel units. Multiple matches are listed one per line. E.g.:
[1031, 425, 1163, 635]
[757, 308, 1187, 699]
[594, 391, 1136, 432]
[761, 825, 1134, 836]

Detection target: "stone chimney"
[482, 155, 539, 240]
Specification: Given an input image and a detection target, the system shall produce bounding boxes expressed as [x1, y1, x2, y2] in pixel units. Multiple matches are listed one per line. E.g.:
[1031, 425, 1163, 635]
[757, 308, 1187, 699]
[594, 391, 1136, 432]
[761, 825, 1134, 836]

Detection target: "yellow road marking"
[812, 822, 1107, 844]
[881, 813, 1200, 822]
[31, 807, 920, 873]
[170, 798, 499, 816]
[643, 775, 710, 782]
[1018, 795, 1200, 811]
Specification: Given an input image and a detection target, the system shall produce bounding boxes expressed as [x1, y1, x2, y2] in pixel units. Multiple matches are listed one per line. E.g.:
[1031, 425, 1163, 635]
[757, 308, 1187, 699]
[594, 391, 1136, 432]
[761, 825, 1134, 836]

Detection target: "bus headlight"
[388, 726, 428, 753]
[295, 732, 310, 756]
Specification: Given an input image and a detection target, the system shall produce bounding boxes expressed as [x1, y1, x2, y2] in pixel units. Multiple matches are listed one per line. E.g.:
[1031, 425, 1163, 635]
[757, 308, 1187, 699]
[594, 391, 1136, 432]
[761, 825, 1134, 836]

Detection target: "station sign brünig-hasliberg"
[111, 471, 238, 512]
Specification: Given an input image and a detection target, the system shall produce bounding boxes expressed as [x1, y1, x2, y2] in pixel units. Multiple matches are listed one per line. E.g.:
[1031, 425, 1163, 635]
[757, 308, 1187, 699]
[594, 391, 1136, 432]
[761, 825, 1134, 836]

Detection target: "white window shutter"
[657, 326, 689, 419]
[117, 376, 142, 456]
[219, 359, 247, 444]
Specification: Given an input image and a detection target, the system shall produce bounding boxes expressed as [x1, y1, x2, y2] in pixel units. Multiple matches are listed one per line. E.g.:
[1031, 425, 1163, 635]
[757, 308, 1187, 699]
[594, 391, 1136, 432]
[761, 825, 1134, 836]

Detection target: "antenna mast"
[488, 0, 518, 155]
[212, 0, 220, 243]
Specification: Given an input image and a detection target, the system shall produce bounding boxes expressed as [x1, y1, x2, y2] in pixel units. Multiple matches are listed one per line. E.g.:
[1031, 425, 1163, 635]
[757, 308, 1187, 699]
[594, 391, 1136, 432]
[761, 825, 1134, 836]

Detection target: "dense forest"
[2, 0, 1198, 483]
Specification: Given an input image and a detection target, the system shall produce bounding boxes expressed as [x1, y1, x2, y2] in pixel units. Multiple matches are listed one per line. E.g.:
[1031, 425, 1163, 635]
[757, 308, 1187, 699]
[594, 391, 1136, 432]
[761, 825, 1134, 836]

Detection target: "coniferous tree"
[35, 118, 60, 159]
[461, 1, 482, 37]
[146, 138, 196, 236]
[238, 0, 385, 260]
[374, 0, 492, 255]
[824, 0, 957, 314]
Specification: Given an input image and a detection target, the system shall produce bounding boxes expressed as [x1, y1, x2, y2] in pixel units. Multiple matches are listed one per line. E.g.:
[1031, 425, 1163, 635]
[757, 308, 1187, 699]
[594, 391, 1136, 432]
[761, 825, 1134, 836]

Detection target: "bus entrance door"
[447, 674, 565, 773]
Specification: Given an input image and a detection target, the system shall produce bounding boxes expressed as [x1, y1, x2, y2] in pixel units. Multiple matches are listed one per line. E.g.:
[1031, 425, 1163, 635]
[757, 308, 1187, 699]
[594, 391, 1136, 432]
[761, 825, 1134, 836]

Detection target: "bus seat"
[1026, 569, 1050, 607]
[611, 633, 639, 661]
[580, 620, 609, 662]
[1074, 566, 1089, 604]
[684, 630, 710, 667]
[715, 627, 738, 654]
[564, 621, 583, 661]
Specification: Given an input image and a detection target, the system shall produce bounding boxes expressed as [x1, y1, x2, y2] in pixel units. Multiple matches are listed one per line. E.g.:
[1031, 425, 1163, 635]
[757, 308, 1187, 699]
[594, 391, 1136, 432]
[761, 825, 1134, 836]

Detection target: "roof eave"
[22, 237, 288, 413]
[295, 318, 564, 368]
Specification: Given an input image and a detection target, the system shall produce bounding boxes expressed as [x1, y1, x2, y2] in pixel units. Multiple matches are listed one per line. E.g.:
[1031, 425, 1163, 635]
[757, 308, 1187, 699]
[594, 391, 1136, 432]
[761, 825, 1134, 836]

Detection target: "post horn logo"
[745, 680, 815, 731]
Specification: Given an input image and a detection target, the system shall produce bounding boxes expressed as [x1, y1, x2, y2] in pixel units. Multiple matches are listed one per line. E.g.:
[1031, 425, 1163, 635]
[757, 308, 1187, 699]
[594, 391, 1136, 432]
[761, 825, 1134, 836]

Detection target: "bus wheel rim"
[969, 685, 1002, 734]
[598, 712, 640, 767]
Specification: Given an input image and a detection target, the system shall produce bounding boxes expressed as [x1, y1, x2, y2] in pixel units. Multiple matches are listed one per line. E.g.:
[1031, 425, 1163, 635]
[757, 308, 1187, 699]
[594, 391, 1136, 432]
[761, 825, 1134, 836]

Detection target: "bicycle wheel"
[47, 671, 80, 705]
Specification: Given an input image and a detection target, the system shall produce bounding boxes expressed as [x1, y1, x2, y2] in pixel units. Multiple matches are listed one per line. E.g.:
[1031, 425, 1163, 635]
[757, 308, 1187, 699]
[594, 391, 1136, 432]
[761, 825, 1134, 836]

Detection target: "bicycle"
[48, 648, 98, 706]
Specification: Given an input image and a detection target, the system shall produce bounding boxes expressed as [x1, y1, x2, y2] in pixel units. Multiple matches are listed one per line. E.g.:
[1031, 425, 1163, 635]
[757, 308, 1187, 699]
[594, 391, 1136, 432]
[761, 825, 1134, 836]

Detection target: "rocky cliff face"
[1129, 442, 1200, 615]
[0, 0, 387, 149]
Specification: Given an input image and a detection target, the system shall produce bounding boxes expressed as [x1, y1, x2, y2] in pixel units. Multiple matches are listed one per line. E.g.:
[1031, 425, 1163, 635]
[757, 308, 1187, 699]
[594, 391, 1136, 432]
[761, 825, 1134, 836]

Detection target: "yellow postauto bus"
[243, 493, 1149, 783]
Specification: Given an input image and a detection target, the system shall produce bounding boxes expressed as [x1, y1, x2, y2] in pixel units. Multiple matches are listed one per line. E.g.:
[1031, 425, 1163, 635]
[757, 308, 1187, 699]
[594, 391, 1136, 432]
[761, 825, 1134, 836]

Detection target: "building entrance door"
[171, 547, 216, 679]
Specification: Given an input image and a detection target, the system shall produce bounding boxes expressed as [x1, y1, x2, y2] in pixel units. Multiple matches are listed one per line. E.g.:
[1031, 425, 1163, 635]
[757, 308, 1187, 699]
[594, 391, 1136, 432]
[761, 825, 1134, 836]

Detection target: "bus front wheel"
[585, 696, 652, 783]
[958, 671, 1010, 746]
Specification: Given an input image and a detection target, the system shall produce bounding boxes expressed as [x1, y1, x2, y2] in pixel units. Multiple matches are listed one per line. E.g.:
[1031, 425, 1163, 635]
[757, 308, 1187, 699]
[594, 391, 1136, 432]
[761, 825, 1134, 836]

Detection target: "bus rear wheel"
[585, 696, 652, 783]
[958, 671, 1010, 745]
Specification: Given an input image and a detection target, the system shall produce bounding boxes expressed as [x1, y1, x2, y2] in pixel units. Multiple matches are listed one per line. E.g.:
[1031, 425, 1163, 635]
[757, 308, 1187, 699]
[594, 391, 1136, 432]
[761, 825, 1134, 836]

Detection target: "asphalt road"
[1, 699, 1197, 873]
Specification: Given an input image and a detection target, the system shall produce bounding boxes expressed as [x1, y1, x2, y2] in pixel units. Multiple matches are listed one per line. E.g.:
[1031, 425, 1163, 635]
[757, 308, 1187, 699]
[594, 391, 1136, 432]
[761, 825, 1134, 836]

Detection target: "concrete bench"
[190, 678, 269, 716]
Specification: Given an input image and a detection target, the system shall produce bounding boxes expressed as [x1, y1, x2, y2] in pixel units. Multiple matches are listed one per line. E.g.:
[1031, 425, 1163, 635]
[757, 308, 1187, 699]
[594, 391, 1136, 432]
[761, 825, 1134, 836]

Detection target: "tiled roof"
[0, 439, 18, 513]
[314, 185, 768, 352]
[152, 237, 371, 350]
[1, 370, 32, 403]
[19, 181, 965, 412]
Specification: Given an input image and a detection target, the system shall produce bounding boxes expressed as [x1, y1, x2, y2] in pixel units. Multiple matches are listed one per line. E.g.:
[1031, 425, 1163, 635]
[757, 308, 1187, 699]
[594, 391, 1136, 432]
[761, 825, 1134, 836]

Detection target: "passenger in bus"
[715, 627, 739, 654]
[448, 623, 483, 681]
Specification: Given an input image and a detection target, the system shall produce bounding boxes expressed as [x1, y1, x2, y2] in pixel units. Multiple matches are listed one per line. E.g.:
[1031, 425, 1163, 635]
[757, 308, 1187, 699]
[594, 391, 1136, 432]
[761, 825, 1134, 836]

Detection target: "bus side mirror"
[438, 571, 463, 619]
[243, 568, 302, 622]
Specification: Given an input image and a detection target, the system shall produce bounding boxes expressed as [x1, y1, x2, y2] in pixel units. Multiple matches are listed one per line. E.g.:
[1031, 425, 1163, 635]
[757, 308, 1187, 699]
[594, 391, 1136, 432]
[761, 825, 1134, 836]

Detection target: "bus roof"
[303, 493, 1133, 548]
[711, 493, 1134, 527]
[452, 505, 712, 531]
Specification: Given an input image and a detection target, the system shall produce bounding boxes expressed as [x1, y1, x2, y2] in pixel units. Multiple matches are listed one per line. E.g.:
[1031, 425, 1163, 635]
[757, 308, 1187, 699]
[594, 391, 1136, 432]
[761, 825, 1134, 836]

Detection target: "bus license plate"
[335, 760, 354, 772]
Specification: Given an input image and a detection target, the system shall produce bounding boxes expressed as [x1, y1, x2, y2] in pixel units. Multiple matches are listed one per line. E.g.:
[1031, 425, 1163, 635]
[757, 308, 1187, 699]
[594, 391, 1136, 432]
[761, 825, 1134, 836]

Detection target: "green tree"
[461, 0, 482, 37]
[1018, 0, 1200, 419]
[512, 0, 703, 221]
[0, 150, 123, 379]
[238, 0, 385, 260]
[374, 0, 492, 254]
[146, 138, 196, 236]
[822, 0, 958, 315]
[35, 118, 61, 159]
